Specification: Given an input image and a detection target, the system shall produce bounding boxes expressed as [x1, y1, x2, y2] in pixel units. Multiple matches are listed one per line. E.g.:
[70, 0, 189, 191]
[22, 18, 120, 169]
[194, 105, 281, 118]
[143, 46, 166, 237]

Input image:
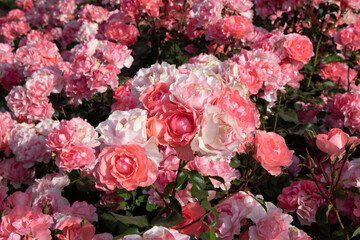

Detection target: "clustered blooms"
[0, 0, 360, 239]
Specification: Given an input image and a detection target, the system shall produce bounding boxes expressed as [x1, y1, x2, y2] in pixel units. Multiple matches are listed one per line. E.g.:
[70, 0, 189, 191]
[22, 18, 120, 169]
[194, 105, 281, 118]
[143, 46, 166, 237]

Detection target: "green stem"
[307, 32, 323, 89]
[273, 93, 282, 132]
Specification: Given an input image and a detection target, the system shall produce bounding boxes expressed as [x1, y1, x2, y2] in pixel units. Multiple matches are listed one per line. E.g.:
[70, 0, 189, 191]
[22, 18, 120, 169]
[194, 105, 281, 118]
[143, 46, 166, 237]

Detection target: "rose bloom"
[95, 144, 160, 191]
[0, 112, 13, 154]
[222, 15, 254, 39]
[0, 206, 53, 239]
[55, 217, 95, 240]
[283, 33, 314, 66]
[172, 202, 206, 237]
[316, 128, 358, 160]
[248, 210, 292, 240]
[55, 145, 95, 172]
[253, 130, 294, 176]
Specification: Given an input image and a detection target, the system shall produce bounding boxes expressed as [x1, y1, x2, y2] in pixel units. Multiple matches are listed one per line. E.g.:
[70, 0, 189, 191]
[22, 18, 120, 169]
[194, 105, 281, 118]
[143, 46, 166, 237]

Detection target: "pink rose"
[0, 206, 53, 239]
[284, 33, 314, 66]
[55, 217, 95, 240]
[56, 145, 95, 172]
[95, 144, 159, 191]
[173, 202, 206, 237]
[253, 130, 294, 176]
[222, 15, 254, 40]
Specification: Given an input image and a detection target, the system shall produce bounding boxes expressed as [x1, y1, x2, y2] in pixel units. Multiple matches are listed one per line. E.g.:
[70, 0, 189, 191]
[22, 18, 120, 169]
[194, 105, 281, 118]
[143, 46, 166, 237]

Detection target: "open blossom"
[0, 206, 53, 239]
[55, 217, 96, 240]
[316, 128, 358, 160]
[277, 180, 325, 225]
[253, 130, 294, 176]
[56, 145, 95, 172]
[191, 105, 246, 160]
[0, 112, 13, 154]
[283, 33, 314, 67]
[222, 15, 254, 40]
[96, 109, 148, 147]
[95, 143, 161, 191]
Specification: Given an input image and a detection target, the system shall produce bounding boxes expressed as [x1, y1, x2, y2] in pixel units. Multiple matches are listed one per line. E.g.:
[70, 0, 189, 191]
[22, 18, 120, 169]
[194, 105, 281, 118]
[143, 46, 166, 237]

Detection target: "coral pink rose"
[173, 202, 206, 237]
[253, 130, 294, 176]
[56, 217, 95, 240]
[95, 144, 159, 191]
[316, 128, 358, 160]
[222, 15, 254, 39]
[284, 33, 314, 66]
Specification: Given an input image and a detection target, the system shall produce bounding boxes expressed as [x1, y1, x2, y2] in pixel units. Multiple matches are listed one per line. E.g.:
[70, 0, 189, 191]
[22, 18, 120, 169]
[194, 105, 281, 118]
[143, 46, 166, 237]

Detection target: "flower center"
[115, 157, 134, 174]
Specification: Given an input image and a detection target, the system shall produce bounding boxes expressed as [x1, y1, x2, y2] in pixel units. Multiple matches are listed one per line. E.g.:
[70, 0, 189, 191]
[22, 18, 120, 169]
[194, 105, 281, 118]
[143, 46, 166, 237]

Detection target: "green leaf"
[344, 187, 360, 196]
[114, 188, 132, 200]
[189, 170, 208, 201]
[201, 199, 218, 227]
[104, 212, 149, 228]
[175, 171, 189, 191]
[198, 233, 210, 240]
[279, 110, 299, 123]
[316, 204, 330, 235]
[169, 196, 183, 214]
[248, 194, 267, 212]
[209, 226, 217, 240]
[352, 226, 360, 238]
[163, 182, 176, 196]
[208, 176, 225, 186]
[322, 54, 343, 64]
[151, 211, 186, 227]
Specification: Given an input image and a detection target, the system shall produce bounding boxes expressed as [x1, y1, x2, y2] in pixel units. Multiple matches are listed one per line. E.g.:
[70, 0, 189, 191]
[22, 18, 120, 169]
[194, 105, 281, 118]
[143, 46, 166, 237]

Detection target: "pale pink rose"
[30, 173, 70, 193]
[341, 0, 360, 11]
[9, 123, 50, 168]
[187, 156, 240, 190]
[342, 159, 360, 188]
[32, 188, 69, 215]
[61, 201, 98, 223]
[95, 144, 159, 191]
[95, 40, 134, 70]
[284, 33, 314, 66]
[222, 15, 254, 40]
[64, 75, 95, 105]
[214, 87, 260, 136]
[288, 227, 312, 240]
[6, 86, 31, 121]
[0, 206, 53, 239]
[55, 217, 95, 240]
[5, 191, 32, 210]
[0, 158, 35, 188]
[281, 63, 304, 88]
[96, 109, 148, 146]
[169, 71, 222, 112]
[253, 130, 294, 176]
[327, 92, 358, 117]
[191, 105, 246, 160]
[209, 191, 258, 240]
[143, 226, 190, 240]
[132, 62, 178, 95]
[0, 43, 14, 64]
[248, 210, 292, 240]
[93, 233, 114, 240]
[172, 202, 206, 237]
[47, 120, 77, 153]
[191, 0, 223, 26]
[277, 180, 325, 225]
[316, 128, 358, 160]
[26, 98, 55, 122]
[89, 64, 120, 92]
[344, 106, 360, 135]
[63, 117, 99, 149]
[78, 4, 109, 23]
[56, 145, 95, 172]
[0, 112, 13, 154]
[112, 80, 139, 112]
[205, 19, 230, 45]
